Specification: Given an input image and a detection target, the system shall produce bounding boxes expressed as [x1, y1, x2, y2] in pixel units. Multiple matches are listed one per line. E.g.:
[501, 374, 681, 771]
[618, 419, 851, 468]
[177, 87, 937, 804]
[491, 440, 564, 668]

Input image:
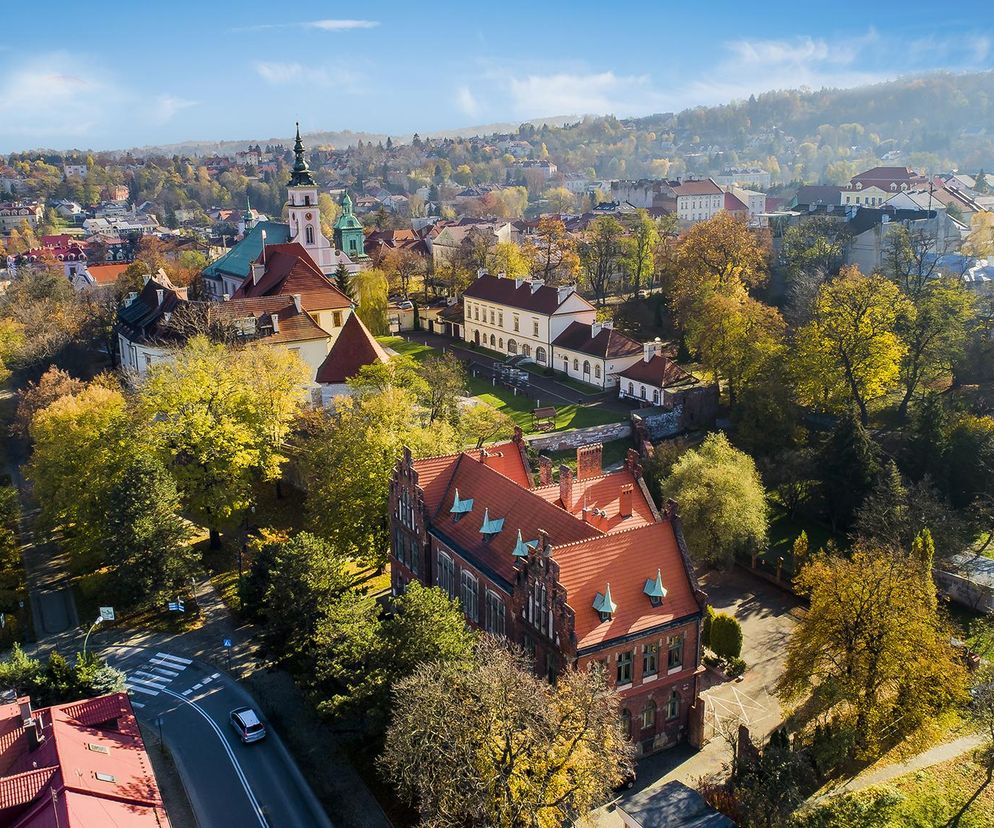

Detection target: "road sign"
[168, 599, 185, 613]
[99, 606, 115, 622]
[223, 638, 232, 648]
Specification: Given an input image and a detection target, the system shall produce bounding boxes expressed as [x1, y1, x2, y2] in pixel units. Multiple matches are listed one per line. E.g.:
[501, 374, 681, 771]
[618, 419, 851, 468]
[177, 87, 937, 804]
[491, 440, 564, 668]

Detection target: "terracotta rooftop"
[619, 353, 699, 388]
[532, 468, 656, 532]
[672, 179, 722, 196]
[219, 296, 330, 344]
[552, 322, 642, 360]
[315, 312, 388, 384]
[232, 242, 351, 312]
[85, 262, 129, 285]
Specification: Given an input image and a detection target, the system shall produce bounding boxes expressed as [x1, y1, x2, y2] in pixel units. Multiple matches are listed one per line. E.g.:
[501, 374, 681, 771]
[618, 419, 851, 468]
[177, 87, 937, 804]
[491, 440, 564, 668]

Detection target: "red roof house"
[0, 693, 170, 827]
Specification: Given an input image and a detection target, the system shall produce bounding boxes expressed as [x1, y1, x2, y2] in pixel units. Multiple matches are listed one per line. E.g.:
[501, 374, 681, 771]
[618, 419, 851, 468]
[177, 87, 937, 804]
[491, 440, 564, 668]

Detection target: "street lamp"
[82, 616, 103, 658]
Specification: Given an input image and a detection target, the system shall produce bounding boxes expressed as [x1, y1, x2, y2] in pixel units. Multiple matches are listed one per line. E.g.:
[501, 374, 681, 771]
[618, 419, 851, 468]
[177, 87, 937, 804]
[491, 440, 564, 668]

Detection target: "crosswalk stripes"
[125, 651, 191, 702]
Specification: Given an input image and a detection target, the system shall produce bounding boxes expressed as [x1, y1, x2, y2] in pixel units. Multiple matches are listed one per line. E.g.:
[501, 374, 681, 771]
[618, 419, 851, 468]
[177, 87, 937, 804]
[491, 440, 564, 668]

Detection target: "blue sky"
[1, 1, 992, 153]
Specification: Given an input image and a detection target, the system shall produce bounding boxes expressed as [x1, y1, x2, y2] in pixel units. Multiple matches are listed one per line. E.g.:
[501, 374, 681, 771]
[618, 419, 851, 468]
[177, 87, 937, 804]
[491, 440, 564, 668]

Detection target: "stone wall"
[525, 422, 632, 452]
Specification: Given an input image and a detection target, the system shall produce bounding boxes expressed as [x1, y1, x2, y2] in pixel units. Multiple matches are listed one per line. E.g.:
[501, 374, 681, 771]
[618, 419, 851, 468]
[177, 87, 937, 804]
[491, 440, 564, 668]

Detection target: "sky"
[1, 0, 993, 153]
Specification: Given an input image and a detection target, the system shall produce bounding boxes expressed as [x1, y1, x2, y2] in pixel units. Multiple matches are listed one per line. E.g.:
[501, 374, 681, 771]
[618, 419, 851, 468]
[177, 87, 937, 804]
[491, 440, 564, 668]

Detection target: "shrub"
[725, 656, 747, 679]
[710, 613, 743, 660]
[702, 604, 716, 648]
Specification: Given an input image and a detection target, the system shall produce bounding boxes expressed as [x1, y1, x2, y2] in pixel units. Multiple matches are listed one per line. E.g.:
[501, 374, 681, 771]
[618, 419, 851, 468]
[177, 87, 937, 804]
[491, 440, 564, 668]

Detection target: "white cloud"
[148, 94, 198, 124]
[455, 85, 480, 117]
[254, 60, 367, 94]
[236, 19, 378, 32]
[507, 71, 665, 118]
[255, 61, 309, 84]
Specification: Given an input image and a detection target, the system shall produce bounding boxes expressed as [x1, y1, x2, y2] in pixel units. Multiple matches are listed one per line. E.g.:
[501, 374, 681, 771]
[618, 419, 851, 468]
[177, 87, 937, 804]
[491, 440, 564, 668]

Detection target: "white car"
[229, 707, 266, 744]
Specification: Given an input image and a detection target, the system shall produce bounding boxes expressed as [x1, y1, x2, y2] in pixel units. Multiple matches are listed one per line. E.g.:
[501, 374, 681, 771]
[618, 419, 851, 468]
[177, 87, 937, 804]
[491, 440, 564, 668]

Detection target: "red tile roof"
[0, 693, 170, 828]
[219, 296, 330, 344]
[672, 179, 722, 196]
[86, 263, 129, 284]
[555, 521, 699, 649]
[315, 312, 388, 384]
[619, 353, 699, 389]
[463, 273, 593, 315]
[552, 322, 642, 360]
[476, 440, 532, 489]
[724, 192, 748, 212]
[532, 469, 656, 532]
[232, 242, 351, 312]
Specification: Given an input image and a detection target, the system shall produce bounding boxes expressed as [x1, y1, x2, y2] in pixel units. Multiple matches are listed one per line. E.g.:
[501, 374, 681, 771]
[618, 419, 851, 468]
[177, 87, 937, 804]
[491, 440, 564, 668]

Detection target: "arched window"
[490, 333, 496, 346]
[305, 225, 314, 245]
[536, 346, 547, 364]
[640, 386, 646, 400]
[595, 364, 601, 379]
[653, 389, 659, 404]
[666, 690, 680, 721]
[522, 344, 531, 357]
[641, 700, 656, 730]
[582, 360, 591, 375]
[508, 339, 517, 354]
[628, 382, 634, 395]
[573, 358, 579, 371]
[621, 709, 632, 740]
[499, 338, 504, 350]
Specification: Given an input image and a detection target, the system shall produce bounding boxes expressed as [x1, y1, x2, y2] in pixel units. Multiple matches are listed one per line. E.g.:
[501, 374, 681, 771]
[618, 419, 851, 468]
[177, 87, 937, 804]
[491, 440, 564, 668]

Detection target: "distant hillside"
[124, 116, 577, 158]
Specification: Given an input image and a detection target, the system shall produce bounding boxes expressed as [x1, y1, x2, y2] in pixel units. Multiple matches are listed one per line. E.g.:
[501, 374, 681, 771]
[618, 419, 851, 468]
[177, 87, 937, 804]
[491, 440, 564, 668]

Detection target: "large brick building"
[389, 432, 707, 756]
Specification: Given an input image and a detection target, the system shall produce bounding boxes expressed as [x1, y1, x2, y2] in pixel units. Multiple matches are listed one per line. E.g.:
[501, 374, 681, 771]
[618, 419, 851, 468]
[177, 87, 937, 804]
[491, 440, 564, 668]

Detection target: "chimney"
[576, 443, 603, 481]
[18, 698, 31, 724]
[222, 293, 230, 302]
[142, 273, 151, 286]
[538, 528, 551, 556]
[556, 283, 575, 303]
[619, 484, 633, 517]
[156, 288, 164, 305]
[559, 465, 573, 510]
[538, 455, 553, 486]
[643, 337, 662, 363]
[270, 313, 280, 333]
[591, 321, 602, 338]
[251, 261, 265, 285]
[291, 293, 302, 313]
[512, 425, 524, 447]
[530, 276, 544, 293]
[515, 277, 525, 288]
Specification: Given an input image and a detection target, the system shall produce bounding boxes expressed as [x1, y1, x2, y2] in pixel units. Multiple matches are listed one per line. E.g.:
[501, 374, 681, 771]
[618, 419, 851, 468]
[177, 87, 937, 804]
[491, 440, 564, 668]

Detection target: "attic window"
[643, 569, 668, 608]
[450, 489, 473, 517]
[512, 529, 538, 558]
[86, 743, 110, 755]
[95, 772, 116, 783]
[592, 583, 617, 623]
[479, 508, 505, 536]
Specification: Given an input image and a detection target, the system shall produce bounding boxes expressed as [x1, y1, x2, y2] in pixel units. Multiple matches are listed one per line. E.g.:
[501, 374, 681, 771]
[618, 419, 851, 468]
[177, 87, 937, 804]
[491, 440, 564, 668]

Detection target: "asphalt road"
[105, 645, 333, 828]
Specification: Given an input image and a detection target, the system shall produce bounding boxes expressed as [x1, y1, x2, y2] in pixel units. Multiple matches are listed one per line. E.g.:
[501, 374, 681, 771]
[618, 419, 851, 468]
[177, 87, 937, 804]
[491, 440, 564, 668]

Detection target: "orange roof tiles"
[232, 242, 351, 312]
[476, 441, 532, 489]
[554, 521, 699, 650]
[86, 263, 129, 284]
[532, 469, 656, 532]
[315, 312, 389, 383]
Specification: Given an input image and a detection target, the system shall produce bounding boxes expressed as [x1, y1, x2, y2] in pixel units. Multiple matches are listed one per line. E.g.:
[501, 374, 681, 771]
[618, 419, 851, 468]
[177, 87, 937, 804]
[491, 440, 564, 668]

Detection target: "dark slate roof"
[619, 781, 737, 827]
[792, 185, 842, 206]
[117, 273, 187, 341]
[619, 353, 698, 388]
[219, 296, 329, 343]
[202, 221, 290, 281]
[462, 273, 593, 315]
[315, 312, 388, 383]
[847, 206, 937, 236]
[552, 322, 642, 359]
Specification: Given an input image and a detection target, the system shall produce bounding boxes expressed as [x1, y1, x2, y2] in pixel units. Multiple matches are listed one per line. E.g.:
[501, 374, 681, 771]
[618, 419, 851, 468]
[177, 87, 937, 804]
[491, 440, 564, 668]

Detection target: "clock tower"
[286, 123, 338, 273]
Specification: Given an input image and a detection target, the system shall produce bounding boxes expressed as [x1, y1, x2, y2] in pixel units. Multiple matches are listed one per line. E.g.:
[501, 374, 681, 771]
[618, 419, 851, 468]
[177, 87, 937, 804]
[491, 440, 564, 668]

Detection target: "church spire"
[288, 121, 316, 187]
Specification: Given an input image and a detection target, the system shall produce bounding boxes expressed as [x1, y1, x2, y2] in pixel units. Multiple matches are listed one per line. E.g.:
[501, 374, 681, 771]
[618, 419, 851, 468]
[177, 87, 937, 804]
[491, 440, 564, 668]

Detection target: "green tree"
[817, 408, 880, 531]
[777, 544, 967, 756]
[335, 262, 353, 300]
[381, 637, 631, 828]
[352, 268, 390, 336]
[419, 353, 467, 424]
[660, 433, 768, 567]
[579, 216, 626, 304]
[622, 209, 660, 296]
[524, 216, 580, 285]
[709, 613, 743, 659]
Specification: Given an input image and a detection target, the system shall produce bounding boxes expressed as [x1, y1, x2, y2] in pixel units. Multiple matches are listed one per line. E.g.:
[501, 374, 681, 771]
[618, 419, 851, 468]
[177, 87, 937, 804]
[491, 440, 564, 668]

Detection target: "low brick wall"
[525, 422, 632, 452]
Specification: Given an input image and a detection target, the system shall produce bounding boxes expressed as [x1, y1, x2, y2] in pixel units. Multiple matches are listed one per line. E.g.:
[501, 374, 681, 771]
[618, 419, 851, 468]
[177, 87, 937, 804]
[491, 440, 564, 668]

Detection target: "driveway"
[582, 568, 802, 827]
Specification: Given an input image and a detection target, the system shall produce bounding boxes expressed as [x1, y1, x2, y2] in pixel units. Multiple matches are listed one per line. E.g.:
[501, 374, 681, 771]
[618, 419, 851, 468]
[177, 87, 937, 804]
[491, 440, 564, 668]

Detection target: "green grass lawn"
[543, 438, 633, 472]
[377, 336, 440, 362]
[764, 495, 843, 574]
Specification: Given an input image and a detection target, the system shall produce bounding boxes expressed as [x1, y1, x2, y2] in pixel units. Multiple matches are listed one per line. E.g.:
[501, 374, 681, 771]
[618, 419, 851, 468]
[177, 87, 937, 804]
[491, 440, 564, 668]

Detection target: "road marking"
[126, 684, 159, 696]
[133, 671, 169, 686]
[149, 666, 180, 677]
[151, 657, 187, 671]
[182, 689, 192, 695]
[202, 676, 212, 684]
[211, 673, 220, 679]
[192, 683, 203, 690]
[131, 701, 145, 708]
[159, 686, 269, 828]
[155, 652, 192, 666]
[128, 677, 169, 692]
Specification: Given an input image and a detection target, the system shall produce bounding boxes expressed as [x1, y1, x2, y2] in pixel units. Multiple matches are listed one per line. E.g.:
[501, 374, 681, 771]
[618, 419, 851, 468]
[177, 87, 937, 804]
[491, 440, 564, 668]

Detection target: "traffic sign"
[99, 606, 115, 622]
[223, 638, 232, 648]
[168, 599, 185, 613]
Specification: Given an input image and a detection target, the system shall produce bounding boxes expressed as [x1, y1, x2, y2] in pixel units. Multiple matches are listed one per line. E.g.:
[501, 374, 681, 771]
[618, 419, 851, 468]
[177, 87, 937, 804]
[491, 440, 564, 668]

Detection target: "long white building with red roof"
[389, 431, 707, 756]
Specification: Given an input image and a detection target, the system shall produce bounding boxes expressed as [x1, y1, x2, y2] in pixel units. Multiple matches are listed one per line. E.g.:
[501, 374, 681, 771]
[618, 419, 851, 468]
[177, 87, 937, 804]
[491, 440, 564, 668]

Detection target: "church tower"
[286, 123, 338, 273]
[333, 190, 367, 260]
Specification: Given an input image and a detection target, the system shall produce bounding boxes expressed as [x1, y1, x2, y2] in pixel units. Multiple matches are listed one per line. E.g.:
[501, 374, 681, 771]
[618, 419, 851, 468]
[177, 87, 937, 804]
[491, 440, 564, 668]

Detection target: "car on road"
[229, 707, 266, 744]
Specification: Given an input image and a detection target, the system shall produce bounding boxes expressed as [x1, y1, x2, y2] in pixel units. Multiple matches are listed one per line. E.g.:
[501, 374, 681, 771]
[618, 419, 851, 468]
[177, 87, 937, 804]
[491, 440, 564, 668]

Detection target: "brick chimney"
[576, 443, 603, 481]
[625, 448, 643, 479]
[619, 484, 633, 517]
[559, 465, 573, 510]
[270, 313, 280, 333]
[538, 455, 553, 486]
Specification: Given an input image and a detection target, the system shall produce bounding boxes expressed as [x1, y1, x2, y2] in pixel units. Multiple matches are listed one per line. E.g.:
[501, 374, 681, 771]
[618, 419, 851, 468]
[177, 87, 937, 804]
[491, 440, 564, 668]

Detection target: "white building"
[671, 179, 725, 223]
[550, 320, 643, 388]
[462, 273, 595, 368]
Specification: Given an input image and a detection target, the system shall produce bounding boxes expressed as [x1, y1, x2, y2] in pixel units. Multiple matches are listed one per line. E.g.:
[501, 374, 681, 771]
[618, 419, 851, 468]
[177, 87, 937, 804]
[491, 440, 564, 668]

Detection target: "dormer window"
[643, 569, 667, 608]
[450, 489, 473, 518]
[512, 529, 538, 558]
[592, 583, 616, 623]
[480, 508, 505, 536]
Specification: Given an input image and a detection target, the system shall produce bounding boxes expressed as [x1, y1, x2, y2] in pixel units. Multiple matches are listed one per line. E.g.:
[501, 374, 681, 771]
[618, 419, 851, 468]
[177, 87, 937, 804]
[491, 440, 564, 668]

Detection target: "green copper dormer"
[450, 488, 473, 515]
[512, 529, 539, 558]
[643, 569, 668, 607]
[288, 122, 316, 187]
[333, 189, 366, 258]
[593, 584, 617, 622]
[479, 508, 505, 535]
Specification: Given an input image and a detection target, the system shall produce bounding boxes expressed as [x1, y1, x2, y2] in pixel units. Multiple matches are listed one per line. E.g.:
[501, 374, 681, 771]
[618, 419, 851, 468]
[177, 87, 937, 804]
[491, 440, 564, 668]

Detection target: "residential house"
[426, 220, 512, 268]
[841, 166, 928, 207]
[462, 273, 596, 367]
[671, 179, 725, 223]
[712, 167, 771, 189]
[73, 261, 129, 291]
[845, 206, 957, 274]
[724, 186, 767, 227]
[390, 438, 707, 757]
[790, 185, 842, 209]
[0, 693, 170, 827]
[619, 343, 719, 431]
[0, 202, 43, 233]
[551, 320, 644, 388]
[6, 236, 87, 280]
[63, 163, 88, 179]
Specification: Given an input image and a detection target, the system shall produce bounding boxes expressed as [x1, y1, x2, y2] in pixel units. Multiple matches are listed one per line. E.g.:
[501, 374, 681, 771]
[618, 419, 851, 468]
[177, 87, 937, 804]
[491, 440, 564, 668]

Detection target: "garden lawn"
[376, 336, 441, 362]
[543, 438, 633, 472]
[764, 496, 842, 575]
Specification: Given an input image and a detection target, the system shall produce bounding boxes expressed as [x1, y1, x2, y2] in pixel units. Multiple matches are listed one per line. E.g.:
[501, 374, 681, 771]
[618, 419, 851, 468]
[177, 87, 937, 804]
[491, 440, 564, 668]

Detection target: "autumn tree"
[524, 217, 580, 285]
[791, 267, 911, 425]
[352, 267, 390, 336]
[12, 366, 85, 438]
[488, 241, 530, 279]
[660, 433, 768, 567]
[381, 637, 631, 828]
[621, 209, 660, 296]
[777, 544, 967, 756]
[542, 186, 575, 213]
[458, 402, 516, 448]
[380, 247, 425, 298]
[318, 192, 341, 240]
[419, 354, 468, 424]
[579, 216, 625, 303]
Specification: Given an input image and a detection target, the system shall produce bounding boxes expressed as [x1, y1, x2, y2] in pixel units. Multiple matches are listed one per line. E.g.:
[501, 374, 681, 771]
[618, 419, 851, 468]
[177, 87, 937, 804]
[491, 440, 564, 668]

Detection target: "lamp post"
[82, 616, 103, 659]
